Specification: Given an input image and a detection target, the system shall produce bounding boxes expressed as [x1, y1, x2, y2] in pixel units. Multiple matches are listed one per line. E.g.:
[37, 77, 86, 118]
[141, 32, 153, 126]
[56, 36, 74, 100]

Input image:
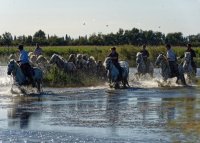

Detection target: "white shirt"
[167, 49, 176, 61]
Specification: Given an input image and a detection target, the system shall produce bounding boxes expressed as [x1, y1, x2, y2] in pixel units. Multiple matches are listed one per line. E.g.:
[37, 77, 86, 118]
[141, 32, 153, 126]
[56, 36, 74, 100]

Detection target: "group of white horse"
[9, 52, 107, 75]
[7, 51, 196, 92]
[7, 52, 109, 92]
[136, 51, 196, 86]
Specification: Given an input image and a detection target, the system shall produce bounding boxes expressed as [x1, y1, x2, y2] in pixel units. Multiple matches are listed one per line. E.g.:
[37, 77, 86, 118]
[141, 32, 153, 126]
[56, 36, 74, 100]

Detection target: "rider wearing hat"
[108, 47, 122, 80]
[17, 45, 35, 87]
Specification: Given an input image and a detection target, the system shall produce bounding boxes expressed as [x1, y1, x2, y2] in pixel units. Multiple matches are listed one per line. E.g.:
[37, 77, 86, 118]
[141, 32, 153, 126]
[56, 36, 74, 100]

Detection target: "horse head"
[36, 55, 49, 64]
[28, 52, 34, 57]
[9, 54, 17, 61]
[136, 52, 144, 64]
[7, 59, 16, 75]
[82, 54, 88, 61]
[50, 54, 66, 69]
[184, 52, 191, 64]
[49, 54, 58, 64]
[30, 55, 37, 64]
[68, 54, 76, 63]
[77, 54, 83, 60]
[103, 57, 113, 70]
[155, 53, 165, 67]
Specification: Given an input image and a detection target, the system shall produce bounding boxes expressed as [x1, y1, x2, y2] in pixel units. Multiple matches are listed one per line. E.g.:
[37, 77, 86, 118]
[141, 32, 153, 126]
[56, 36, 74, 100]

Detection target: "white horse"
[87, 56, 97, 73]
[136, 52, 154, 77]
[29, 54, 37, 65]
[7, 60, 43, 93]
[49, 54, 76, 73]
[76, 54, 88, 70]
[36, 55, 50, 72]
[155, 54, 186, 86]
[68, 54, 76, 64]
[104, 57, 129, 88]
[97, 60, 107, 78]
[9, 54, 18, 61]
[182, 52, 196, 82]
[28, 52, 34, 57]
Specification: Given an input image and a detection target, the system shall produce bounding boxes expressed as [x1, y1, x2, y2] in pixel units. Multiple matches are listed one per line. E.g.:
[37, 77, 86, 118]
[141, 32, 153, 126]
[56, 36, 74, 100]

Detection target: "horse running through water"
[182, 52, 196, 82]
[104, 57, 129, 88]
[7, 60, 43, 93]
[49, 54, 76, 73]
[136, 52, 154, 78]
[155, 53, 186, 86]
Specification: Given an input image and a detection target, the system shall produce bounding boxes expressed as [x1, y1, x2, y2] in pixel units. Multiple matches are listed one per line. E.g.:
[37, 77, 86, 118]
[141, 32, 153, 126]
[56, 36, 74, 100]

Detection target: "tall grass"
[43, 66, 105, 87]
[1, 45, 200, 67]
[1, 45, 200, 87]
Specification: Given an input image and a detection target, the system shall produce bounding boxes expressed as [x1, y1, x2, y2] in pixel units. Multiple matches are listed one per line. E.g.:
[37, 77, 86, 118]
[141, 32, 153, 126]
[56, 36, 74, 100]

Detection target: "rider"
[186, 43, 197, 74]
[17, 45, 35, 87]
[166, 44, 179, 77]
[108, 47, 122, 80]
[34, 43, 42, 57]
[140, 44, 150, 72]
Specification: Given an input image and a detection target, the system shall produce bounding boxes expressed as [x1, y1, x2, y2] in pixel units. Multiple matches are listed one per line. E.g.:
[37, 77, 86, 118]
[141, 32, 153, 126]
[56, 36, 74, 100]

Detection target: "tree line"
[0, 28, 199, 47]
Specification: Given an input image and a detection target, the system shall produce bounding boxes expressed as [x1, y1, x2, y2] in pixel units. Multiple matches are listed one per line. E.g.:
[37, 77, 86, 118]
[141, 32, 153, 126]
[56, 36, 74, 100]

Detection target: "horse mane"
[50, 54, 66, 69]
[28, 52, 34, 57]
[185, 52, 191, 58]
[158, 53, 168, 63]
[36, 55, 49, 64]
[82, 54, 89, 61]
[88, 56, 96, 63]
[136, 52, 142, 57]
[30, 54, 37, 62]
[77, 54, 83, 60]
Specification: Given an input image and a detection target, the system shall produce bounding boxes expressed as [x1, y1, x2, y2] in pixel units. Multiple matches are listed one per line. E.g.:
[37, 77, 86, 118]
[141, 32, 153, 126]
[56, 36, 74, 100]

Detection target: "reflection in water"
[7, 96, 42, 129]
[137, 97, 150, 124]
[106, 91, 120, 135]
[1, 65, 200, 142]
[159, 98, 176, 121]
[161, 88, 200, 142]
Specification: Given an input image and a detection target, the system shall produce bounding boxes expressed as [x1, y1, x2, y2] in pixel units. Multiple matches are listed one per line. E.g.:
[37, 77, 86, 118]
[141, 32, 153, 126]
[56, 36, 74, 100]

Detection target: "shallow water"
[0, 66, 200, 142]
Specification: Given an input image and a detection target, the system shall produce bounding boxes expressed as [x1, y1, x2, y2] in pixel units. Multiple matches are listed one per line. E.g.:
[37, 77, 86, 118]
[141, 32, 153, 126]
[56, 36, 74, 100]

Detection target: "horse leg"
[36, 80, 41, 93]
[114, 82, 120, 89]
[178, 74, 187, 86]
[122, 79, 126, 88]
[181, 76, 187, 86]
[126, 79, 130, 87]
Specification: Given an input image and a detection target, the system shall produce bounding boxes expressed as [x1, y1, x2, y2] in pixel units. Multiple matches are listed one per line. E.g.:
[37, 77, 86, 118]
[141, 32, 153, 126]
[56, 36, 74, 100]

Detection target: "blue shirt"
[19, 50, 29, 64]
[167, 49, 176, 62]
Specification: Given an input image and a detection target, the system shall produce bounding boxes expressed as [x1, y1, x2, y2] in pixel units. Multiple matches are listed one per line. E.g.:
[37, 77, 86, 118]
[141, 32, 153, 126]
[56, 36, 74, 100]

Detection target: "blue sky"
[0, 0, 199, 37]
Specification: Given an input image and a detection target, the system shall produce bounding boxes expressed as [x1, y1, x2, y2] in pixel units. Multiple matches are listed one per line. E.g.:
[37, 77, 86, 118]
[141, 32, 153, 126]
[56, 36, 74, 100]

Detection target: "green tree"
[33, 30, 48, 45]
[165, 32, 184, 46]
[2, 32, 13, 46]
